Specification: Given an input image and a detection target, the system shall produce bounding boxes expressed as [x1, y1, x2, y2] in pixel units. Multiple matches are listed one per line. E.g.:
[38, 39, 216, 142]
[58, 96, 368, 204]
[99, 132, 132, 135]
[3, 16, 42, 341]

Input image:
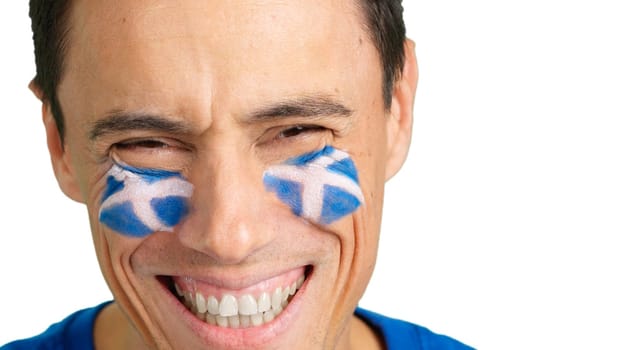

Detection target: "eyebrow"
[248, 95, 354, 121]
[89, 112, 192, 140]
[89, 95, 353, 140]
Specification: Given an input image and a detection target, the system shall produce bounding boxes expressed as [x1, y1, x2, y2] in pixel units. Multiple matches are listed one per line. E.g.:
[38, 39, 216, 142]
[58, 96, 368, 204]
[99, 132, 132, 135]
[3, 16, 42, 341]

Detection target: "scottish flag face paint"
[99, 163, 193, 237]
[263, 146, 364, 225]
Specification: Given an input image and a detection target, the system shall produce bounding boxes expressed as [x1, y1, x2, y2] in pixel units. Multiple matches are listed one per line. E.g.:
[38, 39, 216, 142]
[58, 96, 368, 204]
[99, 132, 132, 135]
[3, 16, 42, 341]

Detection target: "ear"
[385, 39, 418, 181]
[30, 80, 84, 203]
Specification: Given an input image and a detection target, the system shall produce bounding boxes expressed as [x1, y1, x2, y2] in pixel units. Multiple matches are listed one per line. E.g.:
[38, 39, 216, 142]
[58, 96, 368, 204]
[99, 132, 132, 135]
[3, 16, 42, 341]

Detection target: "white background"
[1, 1, 621, 349]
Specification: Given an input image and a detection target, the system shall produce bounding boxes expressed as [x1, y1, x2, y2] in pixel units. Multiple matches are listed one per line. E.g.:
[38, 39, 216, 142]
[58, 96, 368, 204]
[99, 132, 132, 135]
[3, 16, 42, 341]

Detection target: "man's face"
[48, 0, 413, 348]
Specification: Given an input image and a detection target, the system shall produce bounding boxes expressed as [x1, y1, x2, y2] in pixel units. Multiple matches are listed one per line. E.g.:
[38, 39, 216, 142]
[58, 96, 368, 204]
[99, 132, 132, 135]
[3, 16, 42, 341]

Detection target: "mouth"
[160, 266, 311, 329]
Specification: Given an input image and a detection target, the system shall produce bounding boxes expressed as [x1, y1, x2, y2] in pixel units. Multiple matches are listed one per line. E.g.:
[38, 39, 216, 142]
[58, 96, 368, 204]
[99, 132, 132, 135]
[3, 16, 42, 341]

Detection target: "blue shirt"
[355, 308, 474, 349]
[2, 303, 473, 349]
[1, 302, 110, 350]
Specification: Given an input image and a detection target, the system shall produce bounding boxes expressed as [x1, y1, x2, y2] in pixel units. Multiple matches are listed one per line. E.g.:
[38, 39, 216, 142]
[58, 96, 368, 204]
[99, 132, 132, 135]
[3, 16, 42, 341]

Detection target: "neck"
[94, 302, 148, 350]
[349, 315, 385, 350]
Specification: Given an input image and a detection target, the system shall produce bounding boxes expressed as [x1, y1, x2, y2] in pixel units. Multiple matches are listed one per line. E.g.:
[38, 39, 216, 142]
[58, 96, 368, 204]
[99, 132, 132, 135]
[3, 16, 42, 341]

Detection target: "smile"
[168, 267, 308, 329]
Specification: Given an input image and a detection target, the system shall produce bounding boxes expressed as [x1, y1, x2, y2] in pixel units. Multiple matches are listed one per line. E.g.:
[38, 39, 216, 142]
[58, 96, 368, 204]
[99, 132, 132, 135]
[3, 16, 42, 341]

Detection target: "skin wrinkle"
[348, 202, 381, 349]
[97, 231, 146, 348]
[334, 212, 360, 349]
[119, 257, 158, 349]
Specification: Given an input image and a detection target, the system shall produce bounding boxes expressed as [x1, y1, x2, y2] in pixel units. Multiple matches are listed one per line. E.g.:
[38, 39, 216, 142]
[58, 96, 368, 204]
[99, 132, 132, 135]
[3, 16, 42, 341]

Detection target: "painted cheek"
[263, 146, 364, 225]
[98, 163, 194, 237]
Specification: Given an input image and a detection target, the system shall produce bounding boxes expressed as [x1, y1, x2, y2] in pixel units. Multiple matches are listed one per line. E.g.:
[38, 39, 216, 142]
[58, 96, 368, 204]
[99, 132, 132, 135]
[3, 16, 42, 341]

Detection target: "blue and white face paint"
[99, 162, 193, 237]
[263, 146, 364, 225]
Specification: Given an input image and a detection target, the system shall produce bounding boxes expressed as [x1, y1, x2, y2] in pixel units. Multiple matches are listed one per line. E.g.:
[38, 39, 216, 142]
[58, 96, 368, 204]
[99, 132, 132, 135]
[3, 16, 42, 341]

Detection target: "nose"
[177, 146, 276, 264]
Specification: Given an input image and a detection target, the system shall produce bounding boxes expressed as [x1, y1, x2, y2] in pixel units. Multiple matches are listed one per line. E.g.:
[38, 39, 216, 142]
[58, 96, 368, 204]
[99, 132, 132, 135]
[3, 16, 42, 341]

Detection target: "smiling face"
[42, 0, 416, 349]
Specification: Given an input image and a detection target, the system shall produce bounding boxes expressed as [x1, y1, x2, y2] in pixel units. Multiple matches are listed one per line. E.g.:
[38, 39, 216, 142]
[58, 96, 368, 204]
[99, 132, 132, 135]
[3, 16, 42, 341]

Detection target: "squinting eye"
[278, 125, 325, 139]
[115, 139, 169, 150]
[109, 137, 193, 171]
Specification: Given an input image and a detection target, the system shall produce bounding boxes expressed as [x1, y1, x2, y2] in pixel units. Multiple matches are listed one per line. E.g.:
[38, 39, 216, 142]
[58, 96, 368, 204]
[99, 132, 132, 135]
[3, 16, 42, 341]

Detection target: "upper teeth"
[176, 275, 305, 328]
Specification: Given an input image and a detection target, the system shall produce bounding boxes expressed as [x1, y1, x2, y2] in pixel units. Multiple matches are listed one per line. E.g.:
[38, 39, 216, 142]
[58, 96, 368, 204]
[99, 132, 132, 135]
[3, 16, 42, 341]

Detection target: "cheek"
[263, 146, 363, 225]
[98, 163, 194, 237]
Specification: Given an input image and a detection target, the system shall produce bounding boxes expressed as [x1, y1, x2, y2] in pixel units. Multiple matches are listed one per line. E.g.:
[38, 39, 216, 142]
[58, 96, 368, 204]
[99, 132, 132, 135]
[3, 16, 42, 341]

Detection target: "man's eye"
[109, 138, 192, 170]
[278, 125, 325, 139]
[115, 139, 169, 150]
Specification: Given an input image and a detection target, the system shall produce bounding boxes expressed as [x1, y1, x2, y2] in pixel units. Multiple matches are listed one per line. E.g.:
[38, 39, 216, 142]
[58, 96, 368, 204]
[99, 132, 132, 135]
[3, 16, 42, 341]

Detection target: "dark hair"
[357, 1, 407, 108]
[29, 0, 74, 142]
[29, 0, 405, 142]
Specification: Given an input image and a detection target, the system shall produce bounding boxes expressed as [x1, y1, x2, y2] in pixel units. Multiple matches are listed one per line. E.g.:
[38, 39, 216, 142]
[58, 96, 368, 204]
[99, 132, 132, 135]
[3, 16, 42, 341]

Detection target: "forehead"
[59, 0, 381, 128]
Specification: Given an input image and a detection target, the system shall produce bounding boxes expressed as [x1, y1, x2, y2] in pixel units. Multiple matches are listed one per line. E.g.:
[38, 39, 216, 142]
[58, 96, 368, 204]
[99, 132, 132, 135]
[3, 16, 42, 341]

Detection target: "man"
[3, 0, 472, 349]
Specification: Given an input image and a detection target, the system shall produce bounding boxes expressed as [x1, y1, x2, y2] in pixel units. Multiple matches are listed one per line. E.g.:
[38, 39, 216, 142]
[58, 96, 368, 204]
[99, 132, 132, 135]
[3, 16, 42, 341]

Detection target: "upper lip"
[159, 265, 311, 291]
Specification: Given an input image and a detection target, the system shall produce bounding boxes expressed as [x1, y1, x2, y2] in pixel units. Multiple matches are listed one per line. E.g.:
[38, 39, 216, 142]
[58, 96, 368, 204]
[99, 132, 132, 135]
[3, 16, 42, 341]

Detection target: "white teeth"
[240, 315, 251, 327]
[271, 287, 282, 311]
[176, 274, 306, 328]
[195, 293, 208, 314]
[289, 282, 296, 295]
[282, 286, 290, 302]
[251, 313, 264, 326]
[257, 292, 271, 313]
[205, 314, 216, 325]
[281, 286, 289, 305]
[238, 294, 258, 315]
[229, 315, 240, 328]
[216, 315, 228, 327]
[183, 292, 193, 309]
[207, 296, 219, 315]
[263, 310, 275, 323]
[195, 310, 204, 320]
[219, 295, 238, 317]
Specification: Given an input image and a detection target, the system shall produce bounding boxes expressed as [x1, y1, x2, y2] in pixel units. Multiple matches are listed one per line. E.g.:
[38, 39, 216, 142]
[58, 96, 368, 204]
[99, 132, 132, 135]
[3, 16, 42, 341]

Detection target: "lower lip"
[159, 270, 310, 348]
